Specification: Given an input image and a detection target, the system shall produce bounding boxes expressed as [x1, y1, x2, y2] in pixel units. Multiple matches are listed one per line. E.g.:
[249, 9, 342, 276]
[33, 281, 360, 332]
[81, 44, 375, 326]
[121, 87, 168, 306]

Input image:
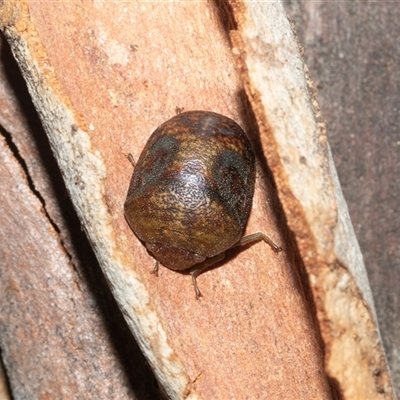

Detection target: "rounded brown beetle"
[124, 110, 281, 298]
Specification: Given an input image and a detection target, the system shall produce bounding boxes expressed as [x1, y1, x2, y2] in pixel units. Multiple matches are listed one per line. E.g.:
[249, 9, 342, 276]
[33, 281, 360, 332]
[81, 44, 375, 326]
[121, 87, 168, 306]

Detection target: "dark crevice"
[0, 351, 13, 400]
[0, 121, 81, 278]
[212, 0, 237, 33]
[0, 124, 62, 238]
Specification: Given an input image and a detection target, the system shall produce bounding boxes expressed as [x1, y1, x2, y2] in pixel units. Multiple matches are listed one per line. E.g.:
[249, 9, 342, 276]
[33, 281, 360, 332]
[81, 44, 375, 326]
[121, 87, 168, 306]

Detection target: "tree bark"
[283, 2, 400, 397]
[0, 32, 160, 400]
[0, 1, 395, 399]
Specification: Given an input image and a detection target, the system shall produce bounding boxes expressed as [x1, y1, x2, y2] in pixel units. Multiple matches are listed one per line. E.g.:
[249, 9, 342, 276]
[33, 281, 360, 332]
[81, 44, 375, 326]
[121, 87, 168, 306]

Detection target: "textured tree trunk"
[283, 3, 400, 397]
[0, 1, 395, 399]
[0, 31, 159, 400]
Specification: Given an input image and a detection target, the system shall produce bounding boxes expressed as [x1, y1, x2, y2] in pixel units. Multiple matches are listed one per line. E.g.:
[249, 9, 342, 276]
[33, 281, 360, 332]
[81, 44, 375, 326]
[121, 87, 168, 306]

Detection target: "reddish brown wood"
[0, 34, 159, 400]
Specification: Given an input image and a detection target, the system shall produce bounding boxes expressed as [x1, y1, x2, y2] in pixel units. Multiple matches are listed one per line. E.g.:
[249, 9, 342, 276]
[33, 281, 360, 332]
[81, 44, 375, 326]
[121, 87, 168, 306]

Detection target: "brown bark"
[0, 34, 159, 400]
[0, 1, 395, 399]
[283, 2, 400, 397]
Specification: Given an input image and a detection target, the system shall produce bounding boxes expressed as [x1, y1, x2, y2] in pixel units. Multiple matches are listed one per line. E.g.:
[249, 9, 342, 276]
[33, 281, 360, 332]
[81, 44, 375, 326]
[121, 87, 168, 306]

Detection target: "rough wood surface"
[229, 1, 395, 398]
[283, 2, 400, 396]
[0, 0, 395, 399]
[0, 34, 159, 400]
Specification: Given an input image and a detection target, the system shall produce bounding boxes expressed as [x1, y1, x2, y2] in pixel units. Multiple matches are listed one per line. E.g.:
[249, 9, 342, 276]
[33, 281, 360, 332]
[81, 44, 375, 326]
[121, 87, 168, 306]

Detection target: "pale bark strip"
[229, 1, 395, 398]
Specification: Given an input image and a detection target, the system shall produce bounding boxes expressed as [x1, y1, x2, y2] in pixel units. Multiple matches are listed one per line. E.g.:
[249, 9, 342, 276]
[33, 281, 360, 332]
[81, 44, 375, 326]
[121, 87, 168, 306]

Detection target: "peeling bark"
[0, 1, 395, 399]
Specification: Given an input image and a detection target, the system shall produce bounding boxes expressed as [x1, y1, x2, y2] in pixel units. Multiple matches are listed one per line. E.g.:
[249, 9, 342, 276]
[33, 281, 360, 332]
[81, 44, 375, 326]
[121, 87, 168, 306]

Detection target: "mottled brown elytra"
[124, 111, 281, 298]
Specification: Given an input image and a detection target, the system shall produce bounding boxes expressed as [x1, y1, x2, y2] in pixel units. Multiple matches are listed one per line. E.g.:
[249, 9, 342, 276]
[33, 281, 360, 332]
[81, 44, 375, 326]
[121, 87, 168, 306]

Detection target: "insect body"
[124, 111, 281, 297]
